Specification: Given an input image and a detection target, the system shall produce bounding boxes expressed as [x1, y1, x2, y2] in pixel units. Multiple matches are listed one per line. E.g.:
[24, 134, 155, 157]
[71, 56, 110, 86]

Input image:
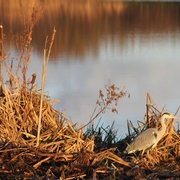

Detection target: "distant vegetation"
[1, 0, 180, 60]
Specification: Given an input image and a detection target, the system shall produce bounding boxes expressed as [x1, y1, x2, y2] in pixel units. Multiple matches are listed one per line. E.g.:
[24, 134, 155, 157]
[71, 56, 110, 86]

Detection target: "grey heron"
[125, 112, 179, 154]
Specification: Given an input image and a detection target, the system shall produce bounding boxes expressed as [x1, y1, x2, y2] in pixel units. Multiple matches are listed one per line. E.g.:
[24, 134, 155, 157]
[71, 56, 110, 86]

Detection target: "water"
[1, 1, 180, 137]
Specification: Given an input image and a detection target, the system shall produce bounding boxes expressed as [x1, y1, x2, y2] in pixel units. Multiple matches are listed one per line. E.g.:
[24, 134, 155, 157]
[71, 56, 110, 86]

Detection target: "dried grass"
[0, 67, 132, 178]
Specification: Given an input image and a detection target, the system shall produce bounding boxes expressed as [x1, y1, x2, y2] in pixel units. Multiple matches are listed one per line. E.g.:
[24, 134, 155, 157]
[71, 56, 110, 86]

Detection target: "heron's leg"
[141, 149, 145, 156]
[146, 150, 150, 157]
[139, 150, 145, 160]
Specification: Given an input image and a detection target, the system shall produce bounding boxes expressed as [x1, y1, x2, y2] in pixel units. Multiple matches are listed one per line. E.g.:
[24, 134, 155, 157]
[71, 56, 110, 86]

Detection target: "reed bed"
[0, 79, 132, 179]
[0, 74, 132, 179]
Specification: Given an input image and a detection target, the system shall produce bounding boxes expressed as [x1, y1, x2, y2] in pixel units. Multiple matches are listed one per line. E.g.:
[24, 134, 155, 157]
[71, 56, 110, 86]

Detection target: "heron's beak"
[172, 115, 180, 119]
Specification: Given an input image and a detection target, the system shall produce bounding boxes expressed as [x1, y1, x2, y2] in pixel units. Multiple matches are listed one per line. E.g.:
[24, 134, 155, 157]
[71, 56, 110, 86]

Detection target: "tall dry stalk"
[0, 25, 4, 84]
[36, 27, 56, 147]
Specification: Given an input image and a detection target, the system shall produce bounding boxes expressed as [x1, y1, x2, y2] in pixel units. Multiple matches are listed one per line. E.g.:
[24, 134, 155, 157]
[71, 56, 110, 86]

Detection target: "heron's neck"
[159, 117, 166, 135]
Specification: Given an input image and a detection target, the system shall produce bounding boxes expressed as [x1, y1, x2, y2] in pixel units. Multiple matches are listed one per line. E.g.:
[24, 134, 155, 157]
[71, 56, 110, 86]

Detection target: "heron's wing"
[127, 128, 158, 153]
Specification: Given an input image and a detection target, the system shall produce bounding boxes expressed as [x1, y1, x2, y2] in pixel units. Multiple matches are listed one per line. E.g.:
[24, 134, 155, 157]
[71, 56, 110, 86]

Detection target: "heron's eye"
[153, 132, 157, 139]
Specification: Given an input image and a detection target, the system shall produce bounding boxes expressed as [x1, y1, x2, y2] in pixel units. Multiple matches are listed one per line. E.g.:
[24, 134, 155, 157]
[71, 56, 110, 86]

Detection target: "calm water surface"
[1, 1, 180, 136]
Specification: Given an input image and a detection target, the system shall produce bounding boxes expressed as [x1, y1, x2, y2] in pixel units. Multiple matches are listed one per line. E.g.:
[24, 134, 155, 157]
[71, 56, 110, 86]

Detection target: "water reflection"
[1, 1, 180, 136]
[1, 1, 180, 59]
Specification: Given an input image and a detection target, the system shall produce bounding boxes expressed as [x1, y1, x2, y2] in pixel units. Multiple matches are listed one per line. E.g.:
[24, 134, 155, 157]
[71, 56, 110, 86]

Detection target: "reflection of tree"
[1, 0, 180, 60]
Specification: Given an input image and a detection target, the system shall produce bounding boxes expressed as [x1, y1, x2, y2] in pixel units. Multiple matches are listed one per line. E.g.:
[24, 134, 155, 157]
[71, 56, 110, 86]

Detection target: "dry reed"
[36, 27, 56, 147]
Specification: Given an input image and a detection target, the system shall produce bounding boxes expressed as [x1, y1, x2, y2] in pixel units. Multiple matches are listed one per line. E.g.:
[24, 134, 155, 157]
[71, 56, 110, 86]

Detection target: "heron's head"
[162, 112, 180, 119]
[124, 144, 135, 154]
